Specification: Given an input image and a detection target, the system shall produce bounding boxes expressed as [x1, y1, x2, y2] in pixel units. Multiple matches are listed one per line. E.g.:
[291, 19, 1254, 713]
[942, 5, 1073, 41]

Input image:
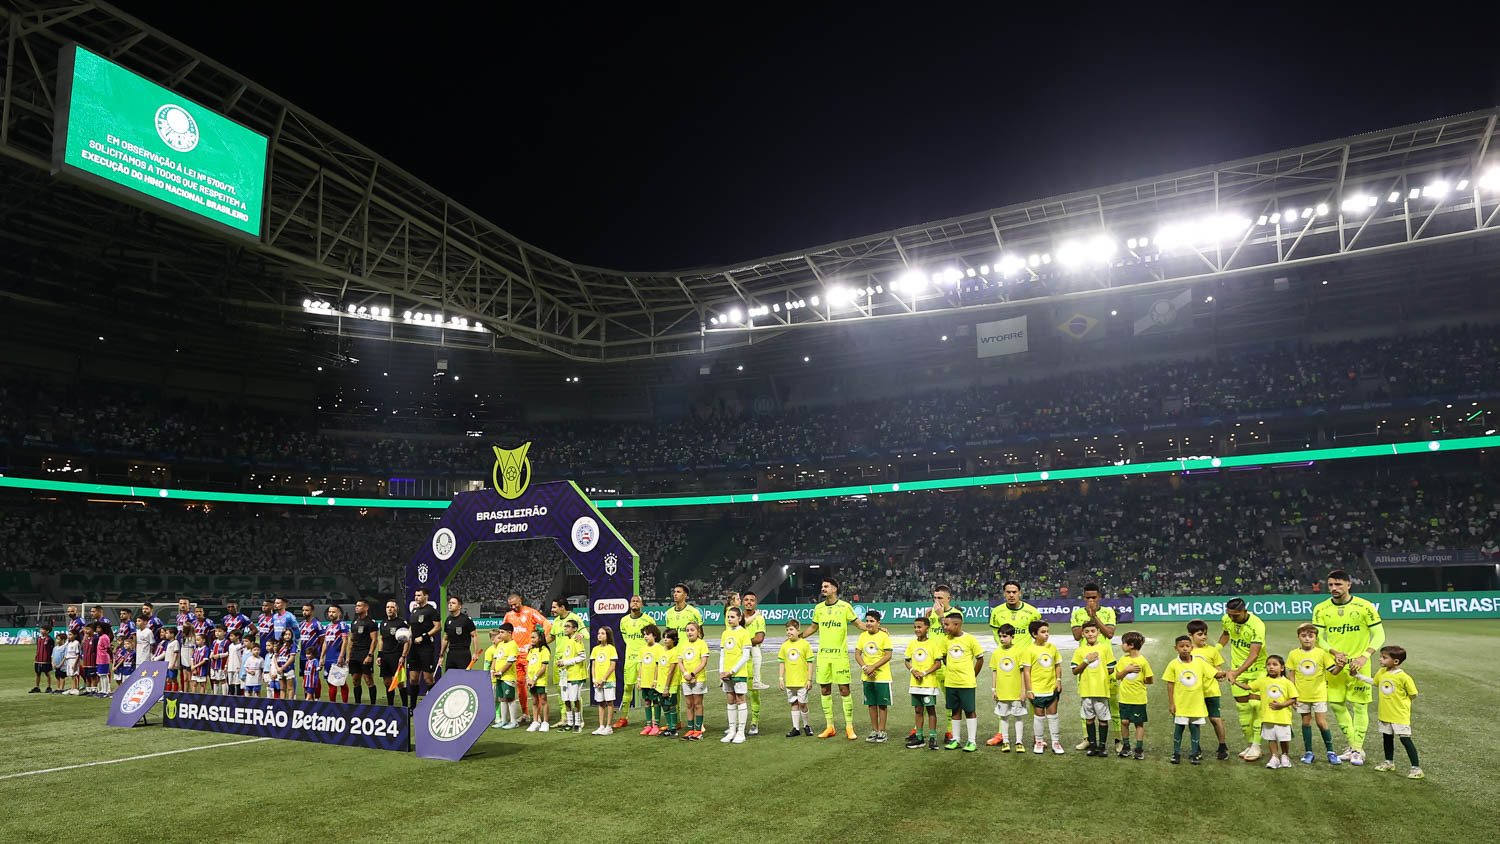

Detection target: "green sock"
[841, 694, 854, 727]
[822, 693, 835, 726]
[1098, 723, 1109, 747]
[1189, 724, 1202, 754]
[1321, 727, 1335, 751]
[1134, 740, 1143, 752]
[1302, 724, 1314, 752]
[1347, 701, 1369, 749]
[1086, 722, 1097, 745]
[1172, 724, 1184, 753]
[1400, 736, 1419, 766]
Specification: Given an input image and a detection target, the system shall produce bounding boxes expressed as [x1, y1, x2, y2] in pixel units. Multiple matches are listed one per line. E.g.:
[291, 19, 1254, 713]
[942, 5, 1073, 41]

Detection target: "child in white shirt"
[242, 645, 265, 698]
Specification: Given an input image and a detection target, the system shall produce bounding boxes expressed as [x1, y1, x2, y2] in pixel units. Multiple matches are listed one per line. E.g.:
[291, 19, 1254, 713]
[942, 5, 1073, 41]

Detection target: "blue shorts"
[267, 680, 281, 691]
[245, 685, 261, 695]
[167, 670, 178, 679]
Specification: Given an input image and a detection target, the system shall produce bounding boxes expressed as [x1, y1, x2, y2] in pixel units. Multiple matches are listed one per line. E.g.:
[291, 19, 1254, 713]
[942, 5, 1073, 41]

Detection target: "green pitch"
[4, 620, 1497, 840]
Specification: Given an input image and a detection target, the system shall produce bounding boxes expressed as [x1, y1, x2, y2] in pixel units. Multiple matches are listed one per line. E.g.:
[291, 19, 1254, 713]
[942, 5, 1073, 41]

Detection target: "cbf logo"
[571, 516, 599, 553]
[431, 528, 457, 561]
[154, 104, 199, 152]
[120, 676, 155, 714]
[417, 564, 430, 584]
[491, 443, 532, 500]
[603, 552, 618, 576]
[428, 686, 479, 741]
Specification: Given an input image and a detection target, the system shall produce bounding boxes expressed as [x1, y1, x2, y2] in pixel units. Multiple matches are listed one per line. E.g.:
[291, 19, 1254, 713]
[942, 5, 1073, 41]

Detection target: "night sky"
[142, 3, 1497, 270]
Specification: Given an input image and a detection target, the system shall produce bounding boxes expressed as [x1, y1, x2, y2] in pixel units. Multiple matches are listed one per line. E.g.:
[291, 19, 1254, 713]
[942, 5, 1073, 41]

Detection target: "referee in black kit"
[404, 587, 441, 711]
[377, 600, 409, 707]
[441, 595, 478, 671]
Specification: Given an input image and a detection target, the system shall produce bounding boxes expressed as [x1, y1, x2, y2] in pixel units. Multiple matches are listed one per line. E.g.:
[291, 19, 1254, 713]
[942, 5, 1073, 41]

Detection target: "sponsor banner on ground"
[0, 628, 40, 645]
[1365, 549, 1495, 568]
[108, 660, 169, 727]
[1133, 592, 1500, 621]
[413, 669, 493, 761]
[976, 316, 1028, 358]
[559, 600, 1137, 627]
[164, 691, 409, 751]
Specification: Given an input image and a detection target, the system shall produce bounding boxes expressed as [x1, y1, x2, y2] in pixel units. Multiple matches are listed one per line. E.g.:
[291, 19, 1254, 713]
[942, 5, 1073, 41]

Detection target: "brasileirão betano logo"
[491, 442, 532, 500]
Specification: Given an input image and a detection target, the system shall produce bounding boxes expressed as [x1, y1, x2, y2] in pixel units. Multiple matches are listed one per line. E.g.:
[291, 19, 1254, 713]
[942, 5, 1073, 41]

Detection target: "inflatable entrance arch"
[405, 477, 639, 673]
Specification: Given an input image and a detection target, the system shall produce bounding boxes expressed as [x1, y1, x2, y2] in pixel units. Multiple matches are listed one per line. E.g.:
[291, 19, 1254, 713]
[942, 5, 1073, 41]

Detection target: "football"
[394, 628, 411, 643]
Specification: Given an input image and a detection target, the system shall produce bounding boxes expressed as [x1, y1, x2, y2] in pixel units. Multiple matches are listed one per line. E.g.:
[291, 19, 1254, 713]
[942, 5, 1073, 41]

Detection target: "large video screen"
[52, 44, 268, 239]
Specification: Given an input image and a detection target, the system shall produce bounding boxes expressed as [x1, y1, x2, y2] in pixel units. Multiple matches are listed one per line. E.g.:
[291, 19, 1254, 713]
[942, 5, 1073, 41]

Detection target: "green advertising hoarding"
[1133, 592, 1500, 622]
[53, 44, 268, 238]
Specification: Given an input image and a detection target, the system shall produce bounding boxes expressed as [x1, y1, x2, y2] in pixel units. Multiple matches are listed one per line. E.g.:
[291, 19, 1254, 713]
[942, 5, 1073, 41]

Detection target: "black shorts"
[35, 662, 52, 675]
[406, 645, 436, 673]
[348, 654, 374, 675]
[379, 656, 401, 677]
[444, 651, 471, 671]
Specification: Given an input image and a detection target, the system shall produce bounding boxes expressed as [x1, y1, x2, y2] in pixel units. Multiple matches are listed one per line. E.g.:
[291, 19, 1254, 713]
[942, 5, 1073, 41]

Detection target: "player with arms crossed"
[1312, 568, 1385, 766]
[803, 577, 872, 740]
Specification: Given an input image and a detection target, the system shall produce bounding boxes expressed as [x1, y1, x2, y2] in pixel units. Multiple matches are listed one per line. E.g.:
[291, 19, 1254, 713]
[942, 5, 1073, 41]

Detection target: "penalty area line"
[0, 737, 271, 781]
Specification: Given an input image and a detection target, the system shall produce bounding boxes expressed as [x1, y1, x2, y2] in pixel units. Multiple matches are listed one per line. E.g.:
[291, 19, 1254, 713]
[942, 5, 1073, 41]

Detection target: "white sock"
[998, 719, 1009, 743]
[951, 718, 960, 740]
[726, 705, 736, 732]
[736, 704, 748, 735]
[1048, 714, 1061, 741]
[966, 717, 978, 743]
[1034, 715, 1044, 740]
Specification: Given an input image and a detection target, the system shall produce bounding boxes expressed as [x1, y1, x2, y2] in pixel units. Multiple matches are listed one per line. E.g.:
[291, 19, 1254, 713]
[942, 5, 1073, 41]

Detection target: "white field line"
[0, 737, 270, 781]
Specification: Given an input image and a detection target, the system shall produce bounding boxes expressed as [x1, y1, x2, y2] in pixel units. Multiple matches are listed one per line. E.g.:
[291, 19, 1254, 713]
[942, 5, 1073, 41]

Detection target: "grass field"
[3, 620, 1497, 841]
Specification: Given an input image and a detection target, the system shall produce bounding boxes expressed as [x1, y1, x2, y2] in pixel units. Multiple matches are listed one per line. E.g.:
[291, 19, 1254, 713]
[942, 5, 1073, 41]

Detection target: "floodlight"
[1315, 203, 1328, 216]
[1422, 180, 1449, 198]
[1388, 191, 1401, 203]
[1480, 168, 1500, 190]
[965, 267, 976, 277]
[979, 264, 990, 274]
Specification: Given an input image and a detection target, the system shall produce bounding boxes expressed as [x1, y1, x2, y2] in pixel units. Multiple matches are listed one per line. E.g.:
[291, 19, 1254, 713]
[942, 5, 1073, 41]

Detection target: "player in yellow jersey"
[1071, 583, 1119, 751]
[778, 620, 814, 737]
[589, 627, 618, 735]
[1022, 620, 1065, 754]
[1162, 635, 1208, 764]
[1187, 619, 1230, 760]
[1312, 568, 1385, 765]
[1290, 622, 1342, 764]
[1235, 654, 1298, 769]
[678, 621, 710, 740]
[1114, 631, 1152, 759]
[989, 581, 1042, 647]
[635, 623, 664, 735]
[855, 610, 894, 743]
[1352, 645, 1422, 778]
[903, 616, 943, 750]
[655, 629, 682, 737]
[524, 627, 551, 732]
[1220, 598, 1269, 761]
[804, 577, 871, 740]
[488, 625, 521, 730]
[1071, 618, 1116, 756]
[741, 591, 770, 735]
[938, 610, 983, 752]
[719, 607, 753, 744]
[987, 623, 1028, 751]
[613, 596, 652, 729]
[556, 619, 589, 731]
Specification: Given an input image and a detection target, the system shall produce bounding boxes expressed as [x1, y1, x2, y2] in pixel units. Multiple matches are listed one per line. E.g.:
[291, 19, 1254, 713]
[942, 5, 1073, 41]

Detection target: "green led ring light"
[2, 436, 1494, 510]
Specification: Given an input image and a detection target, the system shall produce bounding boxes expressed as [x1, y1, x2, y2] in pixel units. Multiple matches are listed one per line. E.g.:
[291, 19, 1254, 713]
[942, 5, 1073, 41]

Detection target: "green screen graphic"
[53, 44, 268, 237]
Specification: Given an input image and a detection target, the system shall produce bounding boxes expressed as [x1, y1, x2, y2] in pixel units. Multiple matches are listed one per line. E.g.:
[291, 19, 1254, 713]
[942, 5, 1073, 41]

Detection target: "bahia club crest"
[491, 442, 532, 500]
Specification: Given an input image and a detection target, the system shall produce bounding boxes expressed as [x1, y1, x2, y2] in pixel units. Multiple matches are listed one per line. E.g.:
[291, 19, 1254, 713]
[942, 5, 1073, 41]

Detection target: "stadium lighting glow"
[1156, 214, 1251, 250]
[1027, 254, 1040, 267]
[965, 267, 977, 277]
[772, 303, 780, 312]
[1315, 203, 1329, 216]
[998, 255, 1026, 276]
[1423, 180, 1449, 198]
[709, 316, 719, 325]
[1456, 179, 1469, 191]
[898, 270, 926, 292]
[809, 296, 820, 306]
[979, 264, 990, 275]
[826, 285, 850, 306]
[1269, 213, 1280, 224]
[1300, 207, 1313, 219]
[729, 307, 742, 321]
[1056, 240, 1086, 267]
[1388, 191, 1402, 203]
[1255, 216, 1267, 226]
[1481, 168, 1500, 190]
[1408, 188, 1421, 200]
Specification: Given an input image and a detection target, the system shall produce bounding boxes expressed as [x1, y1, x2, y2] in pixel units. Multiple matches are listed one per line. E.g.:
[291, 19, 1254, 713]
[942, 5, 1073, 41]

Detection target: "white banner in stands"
[975, 316, 1028, 358]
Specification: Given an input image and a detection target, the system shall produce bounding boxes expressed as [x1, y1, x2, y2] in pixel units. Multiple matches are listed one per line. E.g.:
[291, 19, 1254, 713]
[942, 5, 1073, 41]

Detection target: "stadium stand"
[3, 323, 1498, 484]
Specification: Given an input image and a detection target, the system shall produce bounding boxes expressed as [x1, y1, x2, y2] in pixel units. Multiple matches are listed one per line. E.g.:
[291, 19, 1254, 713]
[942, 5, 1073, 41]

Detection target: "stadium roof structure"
[3, 1, 1500, 364]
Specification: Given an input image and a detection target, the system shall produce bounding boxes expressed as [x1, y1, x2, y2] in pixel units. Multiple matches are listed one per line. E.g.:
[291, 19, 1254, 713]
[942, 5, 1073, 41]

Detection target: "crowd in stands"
[680, 467, 1500, 602]
[3, 324, 1497, 478]
[2, 464, 1494, 608]
[0, 503, 685, 609]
